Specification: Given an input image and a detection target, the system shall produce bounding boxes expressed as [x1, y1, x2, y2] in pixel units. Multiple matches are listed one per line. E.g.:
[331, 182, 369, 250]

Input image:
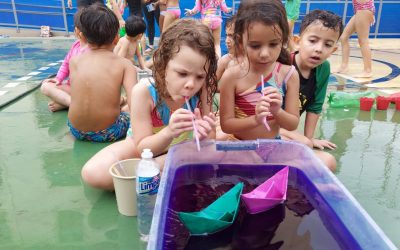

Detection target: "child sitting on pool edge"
[280, 10, 344, 171]
[67, 4, 137, 142]
[81, 19, 218, 190]
[40, 8, 88, 112]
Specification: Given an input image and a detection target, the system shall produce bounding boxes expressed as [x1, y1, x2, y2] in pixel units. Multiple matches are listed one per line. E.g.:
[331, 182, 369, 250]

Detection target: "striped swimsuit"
[234, 63, 295, 121]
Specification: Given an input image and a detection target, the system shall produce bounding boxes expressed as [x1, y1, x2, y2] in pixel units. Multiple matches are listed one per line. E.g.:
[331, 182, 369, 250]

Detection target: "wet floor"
[0, 38, 399, 248]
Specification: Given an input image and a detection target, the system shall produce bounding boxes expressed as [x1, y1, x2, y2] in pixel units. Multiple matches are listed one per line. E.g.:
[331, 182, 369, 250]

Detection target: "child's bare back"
[68, 49, 136, 132]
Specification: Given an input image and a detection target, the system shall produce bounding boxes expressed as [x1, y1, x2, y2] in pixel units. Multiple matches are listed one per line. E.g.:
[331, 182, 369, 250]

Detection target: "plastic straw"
[185, 97, 201, 151]
[113, 152, 128, 176]
[261, 74, 271, 131]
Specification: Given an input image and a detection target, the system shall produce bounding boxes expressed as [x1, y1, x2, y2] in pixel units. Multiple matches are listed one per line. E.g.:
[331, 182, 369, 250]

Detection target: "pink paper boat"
[241, 166, 289, 214]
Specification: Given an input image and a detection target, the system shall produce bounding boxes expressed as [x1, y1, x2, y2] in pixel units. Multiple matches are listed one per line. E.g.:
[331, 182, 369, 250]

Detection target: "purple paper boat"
[241, 166, 289, 214]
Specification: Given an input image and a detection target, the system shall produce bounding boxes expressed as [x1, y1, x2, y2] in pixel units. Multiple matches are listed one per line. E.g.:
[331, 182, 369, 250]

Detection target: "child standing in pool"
[81, 19, 218, 190]
[219, 0, 300, 140]
[185, 0, 232, 58]
[68, 4, 137, 142]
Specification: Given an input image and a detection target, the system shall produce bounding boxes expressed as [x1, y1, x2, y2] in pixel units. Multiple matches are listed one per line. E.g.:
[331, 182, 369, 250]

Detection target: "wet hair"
[153, 19, 218, 109]
[234, 0, 290, 65]
[73, 8, 83, 31]
[79, 4, 119, 46]
[300, 10, 344, 38]
[225, 15, 236, 29]
[125, 15, 146, 38]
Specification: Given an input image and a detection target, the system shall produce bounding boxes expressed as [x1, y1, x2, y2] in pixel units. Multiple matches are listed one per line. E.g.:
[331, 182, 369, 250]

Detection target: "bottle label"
[138, 174, 160, 195]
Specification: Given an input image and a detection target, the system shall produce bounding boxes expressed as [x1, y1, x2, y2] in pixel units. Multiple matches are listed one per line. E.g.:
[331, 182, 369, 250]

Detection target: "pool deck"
[0, 37, 399, 249]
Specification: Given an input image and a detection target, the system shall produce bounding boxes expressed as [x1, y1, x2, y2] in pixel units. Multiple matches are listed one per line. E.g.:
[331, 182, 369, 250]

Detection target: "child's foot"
[353, 71, 373, 78]
[334, 65, 349, 74]
[48, 101, 67, 112]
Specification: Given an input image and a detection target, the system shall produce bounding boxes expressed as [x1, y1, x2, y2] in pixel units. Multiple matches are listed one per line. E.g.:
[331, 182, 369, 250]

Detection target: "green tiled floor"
[1, 38, 399, 249]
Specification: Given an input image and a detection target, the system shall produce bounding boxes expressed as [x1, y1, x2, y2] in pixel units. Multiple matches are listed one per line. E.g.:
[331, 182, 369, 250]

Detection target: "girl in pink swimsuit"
[336, 0, 375, 78]
[160, 0, 181, 31]
[186, 0, 232, 58]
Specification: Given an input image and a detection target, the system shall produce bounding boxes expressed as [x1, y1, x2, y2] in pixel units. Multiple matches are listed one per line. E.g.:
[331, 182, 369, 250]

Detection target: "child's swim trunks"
[68, 112, 130, 142]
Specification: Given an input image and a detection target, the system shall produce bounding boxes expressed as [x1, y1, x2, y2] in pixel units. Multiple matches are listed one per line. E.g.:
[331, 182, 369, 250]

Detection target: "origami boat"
[241, 166, 289, 214]
[178, 182, 244, 236]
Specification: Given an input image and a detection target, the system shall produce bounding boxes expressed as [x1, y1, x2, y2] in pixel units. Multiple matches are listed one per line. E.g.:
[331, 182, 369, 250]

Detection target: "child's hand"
[167, 108, 194, 138]
[184, 8, 193, 16]
[255, 96, 271, 124]
[312, 138, 337, 150]
[193, 109, 216, 140]
[43, 78, 61, 86]
[262, 86, 283, 115]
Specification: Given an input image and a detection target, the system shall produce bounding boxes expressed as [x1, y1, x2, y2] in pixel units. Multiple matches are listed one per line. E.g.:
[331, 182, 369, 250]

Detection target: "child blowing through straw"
[81, 19, 218, 190]
[68, 4, 137, 142]
[219, 0, 300, 140]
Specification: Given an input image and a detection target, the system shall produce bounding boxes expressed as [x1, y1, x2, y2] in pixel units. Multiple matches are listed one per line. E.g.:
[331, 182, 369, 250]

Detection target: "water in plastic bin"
[163, 164, 341, 250]
[147, 140, 396, 250]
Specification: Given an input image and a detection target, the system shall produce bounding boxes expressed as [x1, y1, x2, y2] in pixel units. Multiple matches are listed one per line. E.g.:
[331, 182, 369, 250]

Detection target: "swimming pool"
[0, 38, 399, 248]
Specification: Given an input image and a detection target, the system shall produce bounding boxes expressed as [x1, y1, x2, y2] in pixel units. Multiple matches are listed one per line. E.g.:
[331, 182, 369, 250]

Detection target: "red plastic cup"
[359, 97, 374, 111]
[376, 96, 390, 110]
[395, 97, 400, 111]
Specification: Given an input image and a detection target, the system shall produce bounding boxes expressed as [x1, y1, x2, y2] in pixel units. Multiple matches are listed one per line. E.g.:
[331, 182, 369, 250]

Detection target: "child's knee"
[40, 81, 51, 95]
[316, 151, 337, 172]
[357, 38, 369, 47]
[81, 162, 114, 190]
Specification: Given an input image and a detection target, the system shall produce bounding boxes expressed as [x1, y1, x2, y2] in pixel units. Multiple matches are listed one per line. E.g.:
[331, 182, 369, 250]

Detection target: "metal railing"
[0, 0, 74, 36]
[231, 0, 400, 38]
[0, 0, 399, 38]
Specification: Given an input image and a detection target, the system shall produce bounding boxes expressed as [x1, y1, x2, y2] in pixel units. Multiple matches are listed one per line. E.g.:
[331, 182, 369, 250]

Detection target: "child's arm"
[131, 82, 194, 156]
[185, 0, 201, 15]
[109, 0, 125, 27]
[135, 46, 148, 70]
[122, 60, 138, 110]
[220, 0, 232, 13]
[304, 61, 336, 149]
[55, 40, 79, 84]
[114, 40, 129, 60]
[216, 55, 230, 82]
[304, 112, 336, 149]
[269, 68, 300, 131]
[196, 85, 216, 139]
[219, 69, 260, 134]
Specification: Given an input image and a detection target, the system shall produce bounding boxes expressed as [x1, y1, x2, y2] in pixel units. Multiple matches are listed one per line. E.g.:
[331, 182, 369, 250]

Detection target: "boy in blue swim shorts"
[67, 4, 137, 142]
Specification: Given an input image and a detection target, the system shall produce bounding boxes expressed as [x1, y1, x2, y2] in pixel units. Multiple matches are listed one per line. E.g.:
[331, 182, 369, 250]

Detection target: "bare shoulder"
[280, 64, 299, 85]
[219, 63, 243, 90]
[218, 54, 233, 67]
[132, 78, 152, 96]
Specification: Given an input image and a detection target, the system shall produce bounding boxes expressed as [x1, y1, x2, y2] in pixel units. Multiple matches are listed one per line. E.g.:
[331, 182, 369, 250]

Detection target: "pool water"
[162, 164, 347, 250]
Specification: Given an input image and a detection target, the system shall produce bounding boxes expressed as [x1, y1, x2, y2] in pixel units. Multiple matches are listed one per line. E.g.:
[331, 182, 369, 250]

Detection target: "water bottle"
[136, 148, 160, 241]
